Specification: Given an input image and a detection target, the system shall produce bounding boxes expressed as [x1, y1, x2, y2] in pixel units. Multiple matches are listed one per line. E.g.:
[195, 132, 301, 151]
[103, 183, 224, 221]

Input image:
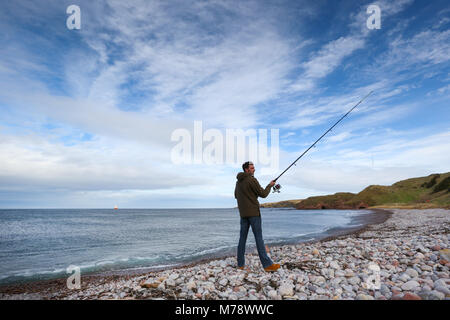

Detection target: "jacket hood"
[237, 172, 252, 182]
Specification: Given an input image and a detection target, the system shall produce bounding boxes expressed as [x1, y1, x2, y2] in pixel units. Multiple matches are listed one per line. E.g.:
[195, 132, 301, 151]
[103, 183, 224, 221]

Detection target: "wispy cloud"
[290, 36, 365, 92]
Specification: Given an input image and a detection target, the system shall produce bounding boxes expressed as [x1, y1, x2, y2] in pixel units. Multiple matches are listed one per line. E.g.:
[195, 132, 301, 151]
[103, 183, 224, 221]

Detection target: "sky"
[0, 0, 449, 208]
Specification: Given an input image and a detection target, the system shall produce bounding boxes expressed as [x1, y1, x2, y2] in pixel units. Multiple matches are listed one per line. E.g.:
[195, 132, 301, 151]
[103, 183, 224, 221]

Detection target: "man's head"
[242, 161, 255, 175]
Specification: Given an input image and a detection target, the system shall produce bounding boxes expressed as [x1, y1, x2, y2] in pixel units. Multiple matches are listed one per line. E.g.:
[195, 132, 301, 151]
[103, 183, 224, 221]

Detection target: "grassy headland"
[260, 172, 450, 209]
[260, 199, 303, 208]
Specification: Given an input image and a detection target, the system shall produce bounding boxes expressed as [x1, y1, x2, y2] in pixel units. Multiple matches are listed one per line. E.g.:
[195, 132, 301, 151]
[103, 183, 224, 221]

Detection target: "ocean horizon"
[0, 208, 372, 286]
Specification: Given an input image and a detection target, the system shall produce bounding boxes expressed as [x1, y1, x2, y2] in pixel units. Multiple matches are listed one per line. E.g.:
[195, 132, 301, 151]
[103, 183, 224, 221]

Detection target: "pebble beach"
[1, 208, 449, 300]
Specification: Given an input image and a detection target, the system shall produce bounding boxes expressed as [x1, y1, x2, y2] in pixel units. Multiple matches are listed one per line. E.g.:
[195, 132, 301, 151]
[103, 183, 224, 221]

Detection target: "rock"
[329, 261, 340, 270]
[268, 290, 278, 299]
[186, 281, 197, 290]
[166, 279, 176, 287]
[422, 285, 432, 292]
[140, 279, 160, 289]
[320, 268, 330, 277]
[405, 268, 419, 278]
[334, 271, 345, 278]
[298, 293, 308, 300]
[401, 280, 420, 291]
[344, 269, 355, 278]
[402, 293, 421, 300]
[331, 277, 343, 286]
[307, 284, 317, 292]
[420, 265, 432, 271]
[392, 288, 402, 295]
[313, 276, 326, 285]
[278, 283, 294, 297]
[348, 276, 361, 285]
[343, 285, 354, 292]
[356, 294, 374, 300]
[391, 294, 404, 300]
[434, 279, 447, 287]
[316, 287, 327, 295]
[416, 245, 428, 253]
[157, 282, 165, 290]
[398, 273, 410, 282]
[400, 258, 409, 264]
[203, 282, 215, 291]
[380, 284, 390, 295]
[417, 289, 432, 300]
[435, 285, 450, 295]
[219, 279, 228, 286]
[325, 268, 335, 278]
[312, 248, 320, 256]
[295, 275, 305, 284]
[429, 290, 445, 300]
[169, 273, 179, 280]
[362, 251, 372, 259]
[431, 245, 441, 251]
[439, 249, 450, 261]
[415, 252, 425, 259]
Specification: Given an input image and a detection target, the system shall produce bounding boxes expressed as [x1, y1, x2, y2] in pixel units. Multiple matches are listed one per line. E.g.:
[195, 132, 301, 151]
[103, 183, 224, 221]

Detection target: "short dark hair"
[242, 161, 254, 171]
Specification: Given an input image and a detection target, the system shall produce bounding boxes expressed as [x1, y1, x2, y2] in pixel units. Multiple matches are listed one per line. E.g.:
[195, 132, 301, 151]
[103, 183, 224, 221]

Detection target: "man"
[234, 161, 280, 272]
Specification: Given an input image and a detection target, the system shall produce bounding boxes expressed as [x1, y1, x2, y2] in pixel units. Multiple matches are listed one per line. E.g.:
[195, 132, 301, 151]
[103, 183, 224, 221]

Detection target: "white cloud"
[65, 0, 297, 128]
[327, 131, 352, 143]
[437, 84, 450, 94]
[304, 36, 365, 79]
[0, 131, 207, 192]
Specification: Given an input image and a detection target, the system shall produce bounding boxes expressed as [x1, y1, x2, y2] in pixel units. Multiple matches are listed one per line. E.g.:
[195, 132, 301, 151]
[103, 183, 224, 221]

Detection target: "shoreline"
[0, 209, 392, 297]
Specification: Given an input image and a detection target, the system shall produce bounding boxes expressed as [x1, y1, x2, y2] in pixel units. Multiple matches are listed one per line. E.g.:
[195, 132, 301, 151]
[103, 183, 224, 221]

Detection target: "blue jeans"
[237, 216, 273, 269]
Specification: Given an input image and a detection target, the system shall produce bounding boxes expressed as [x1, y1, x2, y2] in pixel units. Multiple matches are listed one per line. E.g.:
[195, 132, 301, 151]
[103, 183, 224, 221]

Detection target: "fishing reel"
[272, 183, 281, 193]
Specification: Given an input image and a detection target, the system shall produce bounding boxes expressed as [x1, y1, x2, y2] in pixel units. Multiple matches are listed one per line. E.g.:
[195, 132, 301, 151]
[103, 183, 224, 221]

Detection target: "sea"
[0, 208, 372, 286]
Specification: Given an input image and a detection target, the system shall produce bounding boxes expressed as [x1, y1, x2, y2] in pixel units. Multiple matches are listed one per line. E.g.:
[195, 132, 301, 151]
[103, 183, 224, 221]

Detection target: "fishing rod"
[272, 90, 374, 193]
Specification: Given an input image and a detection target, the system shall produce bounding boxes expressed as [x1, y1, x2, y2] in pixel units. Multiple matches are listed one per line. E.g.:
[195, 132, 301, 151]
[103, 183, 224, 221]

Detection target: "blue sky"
[0, 0, 449, 208]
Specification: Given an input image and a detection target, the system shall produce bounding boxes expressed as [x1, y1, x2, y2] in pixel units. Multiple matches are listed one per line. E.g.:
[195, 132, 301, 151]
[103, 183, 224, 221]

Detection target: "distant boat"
[114, 205, 118, 210]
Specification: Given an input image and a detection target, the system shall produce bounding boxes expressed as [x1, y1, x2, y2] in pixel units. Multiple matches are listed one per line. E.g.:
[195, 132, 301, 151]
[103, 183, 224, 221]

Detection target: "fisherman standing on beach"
[234, 161, 280, 272]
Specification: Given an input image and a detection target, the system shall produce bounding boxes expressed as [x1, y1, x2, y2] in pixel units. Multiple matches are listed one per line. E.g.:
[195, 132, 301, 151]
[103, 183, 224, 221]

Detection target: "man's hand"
[269, 180, 276, 187]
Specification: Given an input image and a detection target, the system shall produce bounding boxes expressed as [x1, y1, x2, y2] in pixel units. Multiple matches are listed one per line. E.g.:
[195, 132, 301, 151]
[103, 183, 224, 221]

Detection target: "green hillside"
[263, 172, 450, 209]
[260, 199, 303, 208]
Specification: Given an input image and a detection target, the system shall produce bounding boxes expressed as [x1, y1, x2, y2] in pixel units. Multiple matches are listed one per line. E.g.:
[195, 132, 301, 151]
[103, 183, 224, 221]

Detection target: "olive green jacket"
[234, 172, 272, 218]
